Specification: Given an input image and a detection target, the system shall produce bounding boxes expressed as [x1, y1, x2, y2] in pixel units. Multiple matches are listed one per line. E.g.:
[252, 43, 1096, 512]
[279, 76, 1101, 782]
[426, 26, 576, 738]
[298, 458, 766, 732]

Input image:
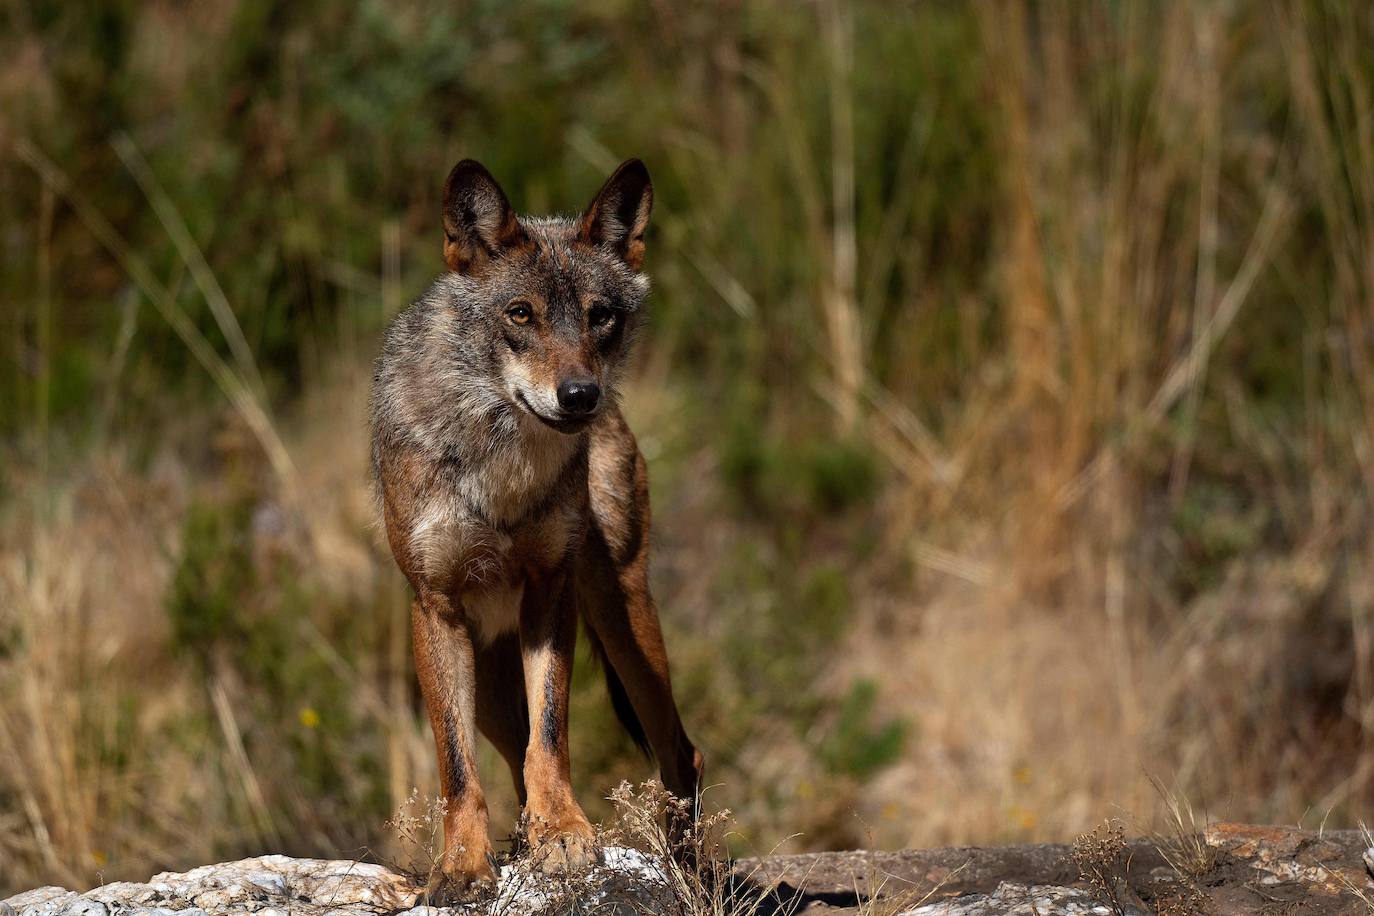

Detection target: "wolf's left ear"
[442, 159, 529, 274]
[578, 159, 653, 271]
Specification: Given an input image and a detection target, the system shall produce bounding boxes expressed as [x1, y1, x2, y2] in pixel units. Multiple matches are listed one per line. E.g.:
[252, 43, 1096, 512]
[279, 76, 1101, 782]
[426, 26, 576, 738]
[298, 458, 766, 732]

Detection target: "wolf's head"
[438, 158, 653, 435]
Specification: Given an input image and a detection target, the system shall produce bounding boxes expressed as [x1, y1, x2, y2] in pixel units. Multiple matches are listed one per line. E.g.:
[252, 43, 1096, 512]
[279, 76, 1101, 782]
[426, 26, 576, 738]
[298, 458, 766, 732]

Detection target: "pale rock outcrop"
[5, 825, 1373, 915]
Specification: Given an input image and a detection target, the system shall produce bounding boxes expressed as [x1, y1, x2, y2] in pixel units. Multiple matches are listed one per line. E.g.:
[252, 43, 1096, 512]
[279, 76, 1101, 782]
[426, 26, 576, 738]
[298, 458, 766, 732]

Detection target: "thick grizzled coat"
[369, 217, 648, 531]
[367, 160, 700, 899]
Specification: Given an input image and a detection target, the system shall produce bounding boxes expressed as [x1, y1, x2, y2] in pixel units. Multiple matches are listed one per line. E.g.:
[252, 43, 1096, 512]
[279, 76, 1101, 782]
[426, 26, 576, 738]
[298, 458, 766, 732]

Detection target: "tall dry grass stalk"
[822, 0, 863, 435]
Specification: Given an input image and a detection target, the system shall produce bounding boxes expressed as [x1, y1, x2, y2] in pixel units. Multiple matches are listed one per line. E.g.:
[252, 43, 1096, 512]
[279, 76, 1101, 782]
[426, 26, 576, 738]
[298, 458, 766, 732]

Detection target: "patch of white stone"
[901, 882, 1141, 916]
[1, 848, 675, 916]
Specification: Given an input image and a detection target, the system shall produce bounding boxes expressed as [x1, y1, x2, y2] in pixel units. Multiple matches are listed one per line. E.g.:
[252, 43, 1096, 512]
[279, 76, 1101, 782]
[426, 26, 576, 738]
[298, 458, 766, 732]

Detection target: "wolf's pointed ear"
[578, 159, 653, 271]
[442, 160, 529, 274]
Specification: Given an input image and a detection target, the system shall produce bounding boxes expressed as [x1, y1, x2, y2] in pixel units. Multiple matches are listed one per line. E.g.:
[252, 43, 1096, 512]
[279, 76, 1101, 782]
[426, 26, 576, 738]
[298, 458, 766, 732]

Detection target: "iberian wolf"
[370, 158, 702, 897]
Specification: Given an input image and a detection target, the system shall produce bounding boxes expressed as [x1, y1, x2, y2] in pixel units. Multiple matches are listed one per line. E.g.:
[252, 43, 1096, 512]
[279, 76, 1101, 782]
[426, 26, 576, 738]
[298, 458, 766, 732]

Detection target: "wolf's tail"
[583, 622, 652, 758]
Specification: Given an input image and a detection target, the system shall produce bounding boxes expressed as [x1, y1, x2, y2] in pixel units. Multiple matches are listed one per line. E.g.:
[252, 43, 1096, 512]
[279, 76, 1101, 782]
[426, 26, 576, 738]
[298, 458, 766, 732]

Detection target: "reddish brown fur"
[372, 159, 701, 900]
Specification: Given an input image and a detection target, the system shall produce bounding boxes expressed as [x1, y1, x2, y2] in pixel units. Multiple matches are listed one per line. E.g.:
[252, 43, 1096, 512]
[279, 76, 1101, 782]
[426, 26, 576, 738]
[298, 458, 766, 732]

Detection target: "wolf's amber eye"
[588, 304, 613, 328]
[507, 302, 533, 325]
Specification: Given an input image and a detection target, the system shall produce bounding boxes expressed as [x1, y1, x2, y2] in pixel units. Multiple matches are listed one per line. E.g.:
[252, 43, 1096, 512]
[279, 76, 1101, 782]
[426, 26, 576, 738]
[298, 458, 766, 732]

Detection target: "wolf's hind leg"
[474, 633, 530, 805]
[578, 530, 704, 820]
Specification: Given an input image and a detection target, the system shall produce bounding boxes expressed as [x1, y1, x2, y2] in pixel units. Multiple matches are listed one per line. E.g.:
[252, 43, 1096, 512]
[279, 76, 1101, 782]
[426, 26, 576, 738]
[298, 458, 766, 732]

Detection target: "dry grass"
[847, 844, 968, 916]
[1146, 776, 1215, 885]
[378, 781, 793, 916]
[0, 368, 406, 888]
[1317, 821, 1374, 915]
[1068, 821, 1132, 916]
[383, 790, 450, 897]
[814, 0, 1372, 856]
[603, 780, 786, 916]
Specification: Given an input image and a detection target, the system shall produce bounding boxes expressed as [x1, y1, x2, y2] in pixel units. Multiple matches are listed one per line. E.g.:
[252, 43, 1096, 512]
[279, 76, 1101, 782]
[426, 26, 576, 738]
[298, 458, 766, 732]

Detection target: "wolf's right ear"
[441, 160, 529, 274]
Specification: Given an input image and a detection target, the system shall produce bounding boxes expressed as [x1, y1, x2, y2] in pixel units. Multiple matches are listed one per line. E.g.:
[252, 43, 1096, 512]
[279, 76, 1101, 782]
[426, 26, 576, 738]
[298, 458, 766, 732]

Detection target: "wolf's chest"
[459, 425, 578, 526]
[407, 487, 576, 645]
[405, 426, 583, 596]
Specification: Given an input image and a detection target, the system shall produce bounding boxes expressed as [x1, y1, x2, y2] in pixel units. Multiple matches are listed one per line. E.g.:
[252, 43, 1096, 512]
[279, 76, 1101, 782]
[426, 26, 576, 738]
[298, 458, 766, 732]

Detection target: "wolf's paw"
[425, 850, 496, 904]
[530, 818, 600, 875]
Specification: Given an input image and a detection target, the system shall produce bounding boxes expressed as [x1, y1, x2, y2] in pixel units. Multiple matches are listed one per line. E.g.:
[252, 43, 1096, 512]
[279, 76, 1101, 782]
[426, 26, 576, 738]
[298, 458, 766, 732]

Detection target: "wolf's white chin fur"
[511, 385, 562, 422]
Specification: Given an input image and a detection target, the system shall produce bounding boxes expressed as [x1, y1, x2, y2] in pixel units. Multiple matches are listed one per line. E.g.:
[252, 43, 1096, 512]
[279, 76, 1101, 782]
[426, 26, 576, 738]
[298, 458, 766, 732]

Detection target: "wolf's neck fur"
[372, 276, 585, 527]
[456, 405, 583, 528]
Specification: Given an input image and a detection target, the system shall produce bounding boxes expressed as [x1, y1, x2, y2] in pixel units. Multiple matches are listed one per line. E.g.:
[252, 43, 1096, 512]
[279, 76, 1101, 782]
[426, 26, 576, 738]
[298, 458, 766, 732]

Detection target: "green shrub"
[819, 678, 908, 779]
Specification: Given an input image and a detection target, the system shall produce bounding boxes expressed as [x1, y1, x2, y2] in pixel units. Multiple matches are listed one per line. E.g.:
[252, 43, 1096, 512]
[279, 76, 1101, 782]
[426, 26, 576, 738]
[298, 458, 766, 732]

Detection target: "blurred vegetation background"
[3, 0, 1374, 895]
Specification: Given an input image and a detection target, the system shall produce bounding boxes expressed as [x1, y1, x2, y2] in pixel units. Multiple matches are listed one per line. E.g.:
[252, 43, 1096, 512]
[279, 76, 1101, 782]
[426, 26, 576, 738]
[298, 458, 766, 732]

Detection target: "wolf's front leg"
[519, 570, 597, 873]
[411, 594, 495, 899]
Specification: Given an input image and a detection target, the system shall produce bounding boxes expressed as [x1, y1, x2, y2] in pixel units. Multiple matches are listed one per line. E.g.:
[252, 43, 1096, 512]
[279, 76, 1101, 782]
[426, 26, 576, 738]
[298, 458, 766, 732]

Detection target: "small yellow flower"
[92, 850, 108, 866]
[1008, 804, 1037, 831]
[299, 707, 321, 729]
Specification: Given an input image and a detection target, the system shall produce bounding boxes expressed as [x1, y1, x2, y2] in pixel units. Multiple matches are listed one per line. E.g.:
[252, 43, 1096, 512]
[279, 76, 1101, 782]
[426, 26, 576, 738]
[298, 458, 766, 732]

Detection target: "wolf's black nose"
[557, 379, 601, 414]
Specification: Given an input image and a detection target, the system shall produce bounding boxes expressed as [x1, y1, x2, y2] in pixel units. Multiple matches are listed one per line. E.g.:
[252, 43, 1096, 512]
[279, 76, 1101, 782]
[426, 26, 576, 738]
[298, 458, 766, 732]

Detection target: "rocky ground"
[4, 824, 1371, 915]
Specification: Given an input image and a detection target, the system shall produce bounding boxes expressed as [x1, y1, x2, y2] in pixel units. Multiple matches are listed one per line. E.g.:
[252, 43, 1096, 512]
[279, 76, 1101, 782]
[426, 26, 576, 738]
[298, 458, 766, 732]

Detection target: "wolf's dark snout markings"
[370, 157, 702, 899]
